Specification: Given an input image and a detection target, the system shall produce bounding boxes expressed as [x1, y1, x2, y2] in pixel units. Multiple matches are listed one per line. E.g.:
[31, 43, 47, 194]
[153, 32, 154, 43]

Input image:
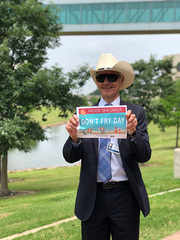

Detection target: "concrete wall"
[174, 148, 180, 179]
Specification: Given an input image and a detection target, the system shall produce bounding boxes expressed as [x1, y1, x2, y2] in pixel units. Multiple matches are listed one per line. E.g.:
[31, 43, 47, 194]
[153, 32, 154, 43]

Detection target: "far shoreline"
[42, 121, 68, 129]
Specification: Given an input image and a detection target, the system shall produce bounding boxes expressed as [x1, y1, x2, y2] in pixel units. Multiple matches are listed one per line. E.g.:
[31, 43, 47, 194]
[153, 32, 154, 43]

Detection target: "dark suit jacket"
[63, 100, 152, 221]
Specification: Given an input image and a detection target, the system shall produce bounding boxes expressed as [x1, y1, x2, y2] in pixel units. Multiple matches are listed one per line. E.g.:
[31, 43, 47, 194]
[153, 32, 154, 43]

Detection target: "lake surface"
[8, 124, 75, 171]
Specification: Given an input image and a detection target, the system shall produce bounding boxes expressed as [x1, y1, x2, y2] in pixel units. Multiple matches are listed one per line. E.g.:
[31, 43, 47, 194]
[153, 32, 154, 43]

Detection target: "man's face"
[96, 71, 124, 103]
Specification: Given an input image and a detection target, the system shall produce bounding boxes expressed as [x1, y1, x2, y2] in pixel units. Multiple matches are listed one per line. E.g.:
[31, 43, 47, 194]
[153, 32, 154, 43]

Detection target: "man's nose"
[104, 77, 110, 83]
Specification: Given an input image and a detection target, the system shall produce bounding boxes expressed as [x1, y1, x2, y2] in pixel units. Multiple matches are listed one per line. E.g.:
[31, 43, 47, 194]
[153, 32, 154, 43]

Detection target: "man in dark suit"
[63, 53, 151, 240]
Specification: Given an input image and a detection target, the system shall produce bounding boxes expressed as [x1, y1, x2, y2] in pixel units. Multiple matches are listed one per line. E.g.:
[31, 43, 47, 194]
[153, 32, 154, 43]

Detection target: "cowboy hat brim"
[90, 61, 134, 90]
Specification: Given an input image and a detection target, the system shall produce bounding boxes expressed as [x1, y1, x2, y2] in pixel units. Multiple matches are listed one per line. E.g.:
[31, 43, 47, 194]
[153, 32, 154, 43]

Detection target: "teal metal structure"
[43, 0, 180, 35]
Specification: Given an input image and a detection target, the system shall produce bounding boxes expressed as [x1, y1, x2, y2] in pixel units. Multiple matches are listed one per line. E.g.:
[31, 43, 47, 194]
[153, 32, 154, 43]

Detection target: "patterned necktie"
[98, 103, 112, 184]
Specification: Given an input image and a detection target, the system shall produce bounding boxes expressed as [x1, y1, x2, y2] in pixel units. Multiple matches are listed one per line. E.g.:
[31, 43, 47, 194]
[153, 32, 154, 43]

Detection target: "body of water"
[8, 124, 75, 171]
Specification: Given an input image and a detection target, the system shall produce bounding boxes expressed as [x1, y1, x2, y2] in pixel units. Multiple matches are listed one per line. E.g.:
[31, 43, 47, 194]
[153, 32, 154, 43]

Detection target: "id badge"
[106, 141, 120, 154]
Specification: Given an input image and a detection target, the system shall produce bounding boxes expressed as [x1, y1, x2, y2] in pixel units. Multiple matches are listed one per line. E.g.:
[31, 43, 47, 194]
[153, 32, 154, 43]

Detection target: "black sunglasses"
[96, 74, 120, 83]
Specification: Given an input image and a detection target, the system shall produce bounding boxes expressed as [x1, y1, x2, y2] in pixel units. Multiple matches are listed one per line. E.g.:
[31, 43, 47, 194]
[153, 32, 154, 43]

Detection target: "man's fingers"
[126, 110, 137, 135]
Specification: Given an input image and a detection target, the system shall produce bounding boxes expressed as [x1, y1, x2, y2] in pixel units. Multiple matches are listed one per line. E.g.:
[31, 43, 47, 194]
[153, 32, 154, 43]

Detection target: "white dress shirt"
[97, 96, 128, 182]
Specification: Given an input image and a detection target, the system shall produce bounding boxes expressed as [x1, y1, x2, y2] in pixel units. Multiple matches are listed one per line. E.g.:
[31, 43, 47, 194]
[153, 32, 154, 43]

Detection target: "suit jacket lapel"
[93, 138, 98, 158]
[118, 138, 122, 147]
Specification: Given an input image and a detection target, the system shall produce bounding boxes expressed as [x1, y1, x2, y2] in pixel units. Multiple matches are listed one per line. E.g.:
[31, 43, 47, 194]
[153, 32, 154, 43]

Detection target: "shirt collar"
[99, 96, 120, 106]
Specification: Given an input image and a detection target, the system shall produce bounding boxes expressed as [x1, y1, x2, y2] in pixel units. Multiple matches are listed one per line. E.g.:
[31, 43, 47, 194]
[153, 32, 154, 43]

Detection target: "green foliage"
[176, 62, 180, 72]
[158, 79, 180, 129]
[82, 96, 89, 106]
[90, 89, 100, 95]
[0, 0, 61, 154]
[67, 64, 91, 89]
[90, 96, 100, 105]
[30, 107, 72, 126]
[0, 0, 90, 154]
[121, 55, 175, 124]
[156, 79, 180, 147]
[0, 0, 61, 70]
[0, 117, 45, 154]
[0, 0, 90, 194]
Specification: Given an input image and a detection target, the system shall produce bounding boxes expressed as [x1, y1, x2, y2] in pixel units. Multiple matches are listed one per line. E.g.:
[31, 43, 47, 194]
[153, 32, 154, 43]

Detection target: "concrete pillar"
[174, 148, 180, 179]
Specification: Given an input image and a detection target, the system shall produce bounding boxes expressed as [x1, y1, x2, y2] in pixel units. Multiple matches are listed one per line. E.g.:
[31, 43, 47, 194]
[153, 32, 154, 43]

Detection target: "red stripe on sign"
[79, 107, 126, 115]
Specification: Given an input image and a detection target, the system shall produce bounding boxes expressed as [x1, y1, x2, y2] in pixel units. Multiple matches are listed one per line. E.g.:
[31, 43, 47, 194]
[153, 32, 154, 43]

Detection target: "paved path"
[161, 231, 180, 240]
[0, 216, 77, 240]
[149, 188, 180, 198]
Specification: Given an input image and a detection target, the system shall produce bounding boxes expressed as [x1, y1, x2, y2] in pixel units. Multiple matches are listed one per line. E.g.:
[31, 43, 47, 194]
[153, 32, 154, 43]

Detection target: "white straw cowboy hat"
[90, 53, 135, 90]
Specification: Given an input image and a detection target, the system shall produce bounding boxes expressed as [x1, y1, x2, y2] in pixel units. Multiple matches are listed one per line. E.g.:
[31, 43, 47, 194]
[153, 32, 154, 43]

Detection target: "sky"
[44, 33, 180, 95]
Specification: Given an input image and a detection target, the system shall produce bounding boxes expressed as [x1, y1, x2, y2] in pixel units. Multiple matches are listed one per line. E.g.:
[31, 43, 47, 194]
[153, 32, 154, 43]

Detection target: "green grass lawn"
[29, 107, 72, 126]
[0, 122, 180, 239]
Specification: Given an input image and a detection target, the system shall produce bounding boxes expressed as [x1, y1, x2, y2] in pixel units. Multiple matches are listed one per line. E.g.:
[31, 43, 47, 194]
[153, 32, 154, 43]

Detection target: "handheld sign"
[77, 105, 127, 138]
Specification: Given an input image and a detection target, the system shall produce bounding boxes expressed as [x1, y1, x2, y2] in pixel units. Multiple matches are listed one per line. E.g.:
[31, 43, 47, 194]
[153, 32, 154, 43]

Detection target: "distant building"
[163, 54, 180, 81]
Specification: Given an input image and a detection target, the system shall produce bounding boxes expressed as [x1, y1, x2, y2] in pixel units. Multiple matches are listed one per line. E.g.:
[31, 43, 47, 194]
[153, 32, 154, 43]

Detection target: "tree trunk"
[0, 152, 11, 196]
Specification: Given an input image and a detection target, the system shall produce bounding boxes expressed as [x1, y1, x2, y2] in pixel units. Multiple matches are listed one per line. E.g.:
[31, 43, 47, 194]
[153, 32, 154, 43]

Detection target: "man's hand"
[126, 110, 137, 137]
[65, 114, 79, 143]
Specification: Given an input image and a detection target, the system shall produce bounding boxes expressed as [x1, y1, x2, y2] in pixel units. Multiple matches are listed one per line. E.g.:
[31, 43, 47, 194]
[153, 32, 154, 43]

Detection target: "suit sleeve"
[128, 106, 151, 163]
[63, 136, 82, 163]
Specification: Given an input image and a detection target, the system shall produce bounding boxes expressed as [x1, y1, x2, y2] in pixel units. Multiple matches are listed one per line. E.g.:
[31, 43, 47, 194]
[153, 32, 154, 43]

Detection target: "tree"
[120, 55, 175, 124]
[156, 79, 180, 148]
[90, 96, 100, 105]
[0, 1, 89, 195]
[90, 89, 100, 96]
